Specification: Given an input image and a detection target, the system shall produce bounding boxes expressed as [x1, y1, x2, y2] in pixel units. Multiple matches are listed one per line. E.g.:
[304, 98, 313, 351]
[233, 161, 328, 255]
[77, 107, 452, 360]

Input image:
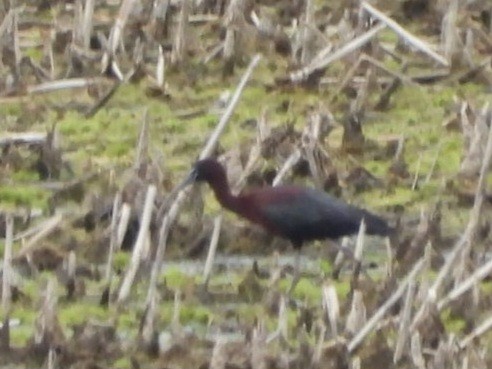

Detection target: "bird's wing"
[258, 187, 363, 242]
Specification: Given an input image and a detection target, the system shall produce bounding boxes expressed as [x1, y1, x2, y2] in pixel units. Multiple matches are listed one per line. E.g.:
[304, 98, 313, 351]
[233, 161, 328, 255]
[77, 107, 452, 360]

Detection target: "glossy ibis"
[180, 158, 391, 287]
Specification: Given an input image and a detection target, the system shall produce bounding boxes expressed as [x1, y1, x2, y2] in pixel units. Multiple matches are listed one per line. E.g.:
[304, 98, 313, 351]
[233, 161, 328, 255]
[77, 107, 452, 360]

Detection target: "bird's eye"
[190, 167, 200, 181]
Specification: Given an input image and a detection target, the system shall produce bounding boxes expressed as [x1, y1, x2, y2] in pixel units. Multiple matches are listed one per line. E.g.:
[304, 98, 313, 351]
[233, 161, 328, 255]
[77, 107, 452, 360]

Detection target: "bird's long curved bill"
[175, 169, 198, 193]
[156, 170, 198, 216]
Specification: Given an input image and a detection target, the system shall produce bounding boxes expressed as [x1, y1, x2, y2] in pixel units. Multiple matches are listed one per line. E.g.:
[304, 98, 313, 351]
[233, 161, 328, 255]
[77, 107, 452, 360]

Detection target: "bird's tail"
[362, 211, 393, 236]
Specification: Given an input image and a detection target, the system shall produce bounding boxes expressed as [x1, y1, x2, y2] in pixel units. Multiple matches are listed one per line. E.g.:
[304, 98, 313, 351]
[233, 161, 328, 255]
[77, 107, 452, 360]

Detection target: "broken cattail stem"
[146, 209, 170, 305]
[0, 132, 46, 147]
[171, 290, 181, 333]
[12, 8, 20, 77]
[0, 9, 15, 42]
[46, 347, 57, 369]
[352, 357, 361, 369]
[334, 55, 363, 100]
[84, 82, 121, 118]
[438, 257, 492, 310]
[459, 314, 492, 348]
[107, 0, 138, 55]
[157, 45, 165, 88]
[312, 323, 327, 365]
[116, 203, 131, 250]
[272, 150, 301, 186]
[203, 215, 222, 285]
[410, 332, 425, 369]
[27, 78, 106, 94]
[210, 337, 227, 369]
[352, 219, 366, 285]
[384, 237, 394, 278]
[233, 148, 261, 190]
[300, 0, 314, 65]
[203, 42, 224, 64]
[278, 295, 288, 341]
[18, 214, 62, 257]
[424, 140, 442, 184]
[333, 237, 350, 279]
[81, 0, 95, 50]
[303, 115, 323, 189]
[67, 251, 76, 279]
[117, 185, 157, 303]
[65, 251, 76, 299]
[322, 284, 340, 337]
[441, 0, 460, 64]
[134, 109, 149, 171]
[393, 280, 416, 363]
[201, 54, 261, 158]
[290, 23, 386, 82]
[105, 193, 121, 282]
[141, 290, 158, 345]
[360, 54, 418, 86]
[345, 289, 366, 335]
[411, 153, 422, 191]
[2, 215, 13, 313]
[348, 258, 424, 353]
[470, 104, 492, 213]
[251, 326, 267, 369]
[361, 1, 449, 66]
[35, 278, 58, 344]
[171, 0, 190, 64]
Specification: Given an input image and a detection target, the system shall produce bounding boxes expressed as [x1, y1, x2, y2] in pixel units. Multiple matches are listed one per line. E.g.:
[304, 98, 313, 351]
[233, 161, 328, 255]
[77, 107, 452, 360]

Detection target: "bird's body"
[181, 158, 391, 249]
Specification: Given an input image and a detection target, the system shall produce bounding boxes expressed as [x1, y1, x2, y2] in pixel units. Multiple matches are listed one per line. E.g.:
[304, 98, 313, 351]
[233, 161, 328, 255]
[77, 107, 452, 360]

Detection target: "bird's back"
[240, 186, 390, 246]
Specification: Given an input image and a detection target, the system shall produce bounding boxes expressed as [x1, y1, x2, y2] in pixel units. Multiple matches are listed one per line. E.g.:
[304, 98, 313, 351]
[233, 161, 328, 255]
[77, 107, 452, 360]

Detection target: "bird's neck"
[209, 178, 241, 212]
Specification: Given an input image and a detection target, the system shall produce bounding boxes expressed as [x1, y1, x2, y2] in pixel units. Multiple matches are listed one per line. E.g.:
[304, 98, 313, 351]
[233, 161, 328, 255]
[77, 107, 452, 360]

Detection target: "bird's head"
[178, 158, 226, 189]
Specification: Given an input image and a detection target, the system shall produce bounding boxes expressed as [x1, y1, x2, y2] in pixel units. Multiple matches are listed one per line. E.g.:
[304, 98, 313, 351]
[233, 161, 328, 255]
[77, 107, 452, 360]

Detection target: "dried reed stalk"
[348, 258, 425, 352]
[28, 78, 106, 94]
[393, 281, 416, 363]
[361, 1, 449, 66]
[322, 284, 340, 337]
[290, 23, 385, 82]
[18, 214, 63, 257]
[116, 203, 131, 250]
[272, 150, 301, 186]
[117, 185, 157, 303]
[351, 219, 366, 286]
[171, 0, 190, 64]
[105, 193, 122, 283]
[203, 215, 223, 285]
[0, 132, 46, 147]
[2, 215, 13, 313]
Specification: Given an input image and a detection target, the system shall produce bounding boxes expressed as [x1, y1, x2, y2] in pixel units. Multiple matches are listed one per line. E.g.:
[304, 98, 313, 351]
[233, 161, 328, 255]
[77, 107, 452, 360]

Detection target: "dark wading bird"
[180, 158, 392, 288]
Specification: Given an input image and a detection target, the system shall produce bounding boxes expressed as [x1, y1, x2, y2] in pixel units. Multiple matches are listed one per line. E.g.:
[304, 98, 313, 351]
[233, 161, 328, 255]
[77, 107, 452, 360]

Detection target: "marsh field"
[1, 0, 492, 368]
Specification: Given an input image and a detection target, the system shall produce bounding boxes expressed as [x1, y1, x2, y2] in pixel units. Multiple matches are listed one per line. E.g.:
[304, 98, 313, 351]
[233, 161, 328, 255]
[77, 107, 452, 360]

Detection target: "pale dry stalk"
[393, 281, 416, 363]
[105, 193, 122, 282]
[290, 23, 386, 83]
[348, 258, 425, 352]
[361, 1, 449, 66]
[171, 0, 190, 64]
[117, 185, 157, 303]
[2, 215, 13, 313]
[323, 284, 340, 337]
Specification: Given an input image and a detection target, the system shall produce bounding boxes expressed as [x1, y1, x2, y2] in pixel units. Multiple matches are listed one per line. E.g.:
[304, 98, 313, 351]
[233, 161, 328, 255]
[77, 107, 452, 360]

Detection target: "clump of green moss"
[0, 185, 48, 208]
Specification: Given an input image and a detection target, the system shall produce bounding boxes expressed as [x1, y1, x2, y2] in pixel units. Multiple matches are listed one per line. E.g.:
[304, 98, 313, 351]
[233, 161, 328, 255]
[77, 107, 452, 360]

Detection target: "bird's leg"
[288, 248, 301, 296]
